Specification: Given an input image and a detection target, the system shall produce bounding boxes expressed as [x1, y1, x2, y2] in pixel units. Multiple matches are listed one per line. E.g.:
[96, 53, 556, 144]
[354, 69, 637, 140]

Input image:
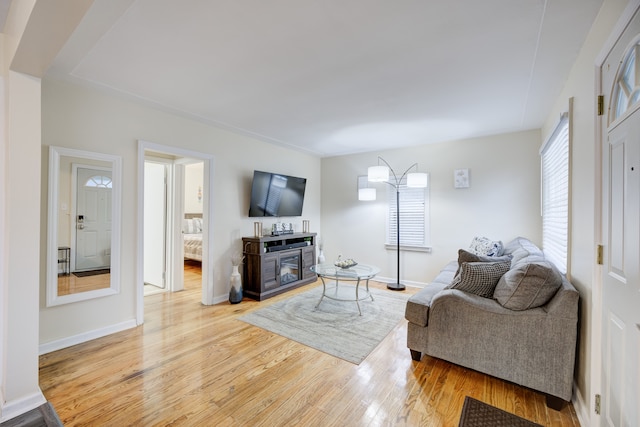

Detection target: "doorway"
[136, 141, 215, 324]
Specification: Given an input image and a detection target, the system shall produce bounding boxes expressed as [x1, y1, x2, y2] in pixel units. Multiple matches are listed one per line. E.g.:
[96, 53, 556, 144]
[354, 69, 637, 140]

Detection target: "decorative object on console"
[334, 255, 357, 269]
[317, 241, 326, 264]
[271, 222, 293, 235]
[253, 221, 263, 238]
[364, 156, 428, 291]
[229, 253, 244, 304]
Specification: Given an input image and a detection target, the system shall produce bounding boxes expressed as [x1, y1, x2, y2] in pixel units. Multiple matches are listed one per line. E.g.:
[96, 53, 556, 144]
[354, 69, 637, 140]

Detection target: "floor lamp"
[365, 157, 427, 291]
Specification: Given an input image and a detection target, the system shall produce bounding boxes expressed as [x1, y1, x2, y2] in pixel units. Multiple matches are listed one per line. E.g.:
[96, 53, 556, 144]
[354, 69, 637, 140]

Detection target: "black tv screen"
[248, 170, 307, 217]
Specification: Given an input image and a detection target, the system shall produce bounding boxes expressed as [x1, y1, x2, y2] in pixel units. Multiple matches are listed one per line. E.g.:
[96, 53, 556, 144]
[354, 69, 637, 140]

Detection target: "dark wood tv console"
[242, 232, 317, 300]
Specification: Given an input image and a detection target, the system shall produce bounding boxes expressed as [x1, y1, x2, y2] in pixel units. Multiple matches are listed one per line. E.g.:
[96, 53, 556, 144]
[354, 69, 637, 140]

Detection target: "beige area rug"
[238, 285, 410, 364]
[458, 396, 542, 427]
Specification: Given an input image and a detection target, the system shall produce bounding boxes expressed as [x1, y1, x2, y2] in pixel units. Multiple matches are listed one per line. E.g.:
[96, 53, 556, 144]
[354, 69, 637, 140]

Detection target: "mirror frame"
[46, 146, 123, 306]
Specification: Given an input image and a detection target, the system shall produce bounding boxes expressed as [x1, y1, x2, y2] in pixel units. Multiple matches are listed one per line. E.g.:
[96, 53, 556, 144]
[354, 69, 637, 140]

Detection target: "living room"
[2, 0, 639, 426]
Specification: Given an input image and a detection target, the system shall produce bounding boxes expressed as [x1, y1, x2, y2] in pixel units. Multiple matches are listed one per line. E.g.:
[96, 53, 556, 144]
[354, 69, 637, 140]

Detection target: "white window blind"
[540, 113, 569, 274]
[386, 183, 429, 249]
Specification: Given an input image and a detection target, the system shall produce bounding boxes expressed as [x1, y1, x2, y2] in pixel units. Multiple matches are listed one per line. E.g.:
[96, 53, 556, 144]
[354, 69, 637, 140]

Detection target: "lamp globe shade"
[358, 188, 376, 201]
[368, 165, 389, 182]
[407, 172, 428, 188]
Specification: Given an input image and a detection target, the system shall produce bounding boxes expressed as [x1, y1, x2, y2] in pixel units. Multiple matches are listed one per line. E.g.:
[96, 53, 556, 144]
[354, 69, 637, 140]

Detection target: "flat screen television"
[248, 170, 307, 217]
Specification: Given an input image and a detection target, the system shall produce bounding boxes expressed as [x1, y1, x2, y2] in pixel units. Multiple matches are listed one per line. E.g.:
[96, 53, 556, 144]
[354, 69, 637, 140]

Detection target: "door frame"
[593, 1, 640, 426]
[136, 140, 215, 325]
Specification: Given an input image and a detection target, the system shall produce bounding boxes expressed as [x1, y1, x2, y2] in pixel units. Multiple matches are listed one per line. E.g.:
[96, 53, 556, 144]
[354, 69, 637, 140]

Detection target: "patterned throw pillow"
[446, 260, 511, 298]
[468, 236, 504, 257]
[455, 249, 513, 276]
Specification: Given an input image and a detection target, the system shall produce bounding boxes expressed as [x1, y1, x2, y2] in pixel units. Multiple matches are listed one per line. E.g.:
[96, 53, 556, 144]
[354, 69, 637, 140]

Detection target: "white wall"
[320, 129, 542, 285]
[184, 162, 204, 214]
[39, 78, 321, 346]
[1, 0, 47, 421]
[542, 0, 630, 418]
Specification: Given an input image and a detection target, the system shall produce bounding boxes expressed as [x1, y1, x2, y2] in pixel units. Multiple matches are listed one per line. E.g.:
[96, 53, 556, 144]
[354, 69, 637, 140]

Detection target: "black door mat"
[73, 268, 110, 277]
[458, 396, 542, 427]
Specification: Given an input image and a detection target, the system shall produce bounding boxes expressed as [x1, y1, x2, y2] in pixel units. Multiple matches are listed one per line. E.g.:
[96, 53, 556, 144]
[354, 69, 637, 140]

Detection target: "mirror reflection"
[47, 146, 122, 306]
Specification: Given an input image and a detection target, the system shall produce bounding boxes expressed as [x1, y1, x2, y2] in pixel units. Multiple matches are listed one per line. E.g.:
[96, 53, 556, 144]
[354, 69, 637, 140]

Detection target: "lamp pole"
[392, 183, 402, 290]
[370, 157, 424, 291]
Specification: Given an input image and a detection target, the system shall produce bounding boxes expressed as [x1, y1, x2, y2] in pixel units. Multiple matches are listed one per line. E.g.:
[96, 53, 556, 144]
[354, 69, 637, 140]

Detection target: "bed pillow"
[446, 260, 511, 298]
[192, 217, 203, 233]
[455, 249, 512, 276]
[468, 236, 504, 257]
[182, 219, 196, 234]
[493, 261, 563, 310]
[182, 217, 204, 234]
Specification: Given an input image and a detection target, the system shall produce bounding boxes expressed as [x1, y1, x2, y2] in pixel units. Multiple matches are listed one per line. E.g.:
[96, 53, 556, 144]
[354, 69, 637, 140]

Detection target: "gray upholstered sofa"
[405, 237, 579, 409]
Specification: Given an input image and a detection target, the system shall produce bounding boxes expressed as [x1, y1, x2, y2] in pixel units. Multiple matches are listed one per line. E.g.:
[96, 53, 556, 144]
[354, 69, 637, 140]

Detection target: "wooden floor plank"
[39, 263, 580, 426]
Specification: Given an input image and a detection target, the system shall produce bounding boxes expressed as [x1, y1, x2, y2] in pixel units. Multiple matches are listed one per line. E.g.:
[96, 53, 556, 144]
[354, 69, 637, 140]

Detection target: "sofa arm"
[426, 289, 577, 401]
[405, 284, 446, 326]
[543, 279, 579, 318]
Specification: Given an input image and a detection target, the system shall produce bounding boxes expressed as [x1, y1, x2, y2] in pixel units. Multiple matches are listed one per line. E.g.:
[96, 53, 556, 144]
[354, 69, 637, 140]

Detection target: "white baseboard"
[212, 294, 228, 305]
[572, 383, 590, 427]
[0, 390, 46, 423]
[39, 319, 137, 355]
[373, 275, 428, 288]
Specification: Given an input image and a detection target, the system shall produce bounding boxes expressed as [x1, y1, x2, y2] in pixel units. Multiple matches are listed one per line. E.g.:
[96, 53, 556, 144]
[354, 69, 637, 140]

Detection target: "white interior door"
[144, 161, 167, 288]
[75, 166, 112, 271]
[600, 16, 640, 426]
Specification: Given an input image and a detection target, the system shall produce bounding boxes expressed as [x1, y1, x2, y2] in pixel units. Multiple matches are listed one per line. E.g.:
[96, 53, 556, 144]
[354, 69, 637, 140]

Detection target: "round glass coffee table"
[310, 263, 380, 315]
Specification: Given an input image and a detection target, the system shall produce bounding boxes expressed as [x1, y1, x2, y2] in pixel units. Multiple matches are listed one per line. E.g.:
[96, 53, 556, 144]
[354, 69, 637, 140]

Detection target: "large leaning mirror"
[46, 146, 122, 306]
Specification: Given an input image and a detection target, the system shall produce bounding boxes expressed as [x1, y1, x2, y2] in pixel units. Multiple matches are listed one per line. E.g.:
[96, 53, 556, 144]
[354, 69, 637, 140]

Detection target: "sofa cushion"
[493, 261, 563, 310]
[502, 237, 545, 265]
[468, 236, 504, 257]
[455, 249, 513, 276]
[446, 260, 511, 298]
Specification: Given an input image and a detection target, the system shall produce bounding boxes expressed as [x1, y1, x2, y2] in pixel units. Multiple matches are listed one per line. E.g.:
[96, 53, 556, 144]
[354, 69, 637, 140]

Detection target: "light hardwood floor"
[39, 263, 580, 426]
[57, 272, 110, 296]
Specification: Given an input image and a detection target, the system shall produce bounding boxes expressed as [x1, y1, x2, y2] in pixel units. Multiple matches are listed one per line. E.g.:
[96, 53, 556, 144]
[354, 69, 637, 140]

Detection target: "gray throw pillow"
[455, 249, 513, 276]
[446, 260, 511, 298]
[493, 261, 563, 310]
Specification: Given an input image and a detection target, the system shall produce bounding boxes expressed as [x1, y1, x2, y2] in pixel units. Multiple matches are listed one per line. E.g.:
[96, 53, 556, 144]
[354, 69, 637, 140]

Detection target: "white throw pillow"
[468, 236, 504, 257]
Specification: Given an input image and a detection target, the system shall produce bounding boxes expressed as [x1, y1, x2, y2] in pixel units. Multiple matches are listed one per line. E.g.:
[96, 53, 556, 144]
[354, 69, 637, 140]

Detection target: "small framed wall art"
[454, 168, 470, 188]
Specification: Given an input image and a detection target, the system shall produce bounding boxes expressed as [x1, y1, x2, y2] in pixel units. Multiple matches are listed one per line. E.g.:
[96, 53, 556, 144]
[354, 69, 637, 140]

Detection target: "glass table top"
[311, 263, 380, 279]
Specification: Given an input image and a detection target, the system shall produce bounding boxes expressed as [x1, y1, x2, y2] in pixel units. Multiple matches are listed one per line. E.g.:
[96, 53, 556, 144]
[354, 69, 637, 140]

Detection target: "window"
[386, 181, 430, 250]
[613, 43, 640, 121]
[540, 112, 570, 274]
[84, 175, 112, 188]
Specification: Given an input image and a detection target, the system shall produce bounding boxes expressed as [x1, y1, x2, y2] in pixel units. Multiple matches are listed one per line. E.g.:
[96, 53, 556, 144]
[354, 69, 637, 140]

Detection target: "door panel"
[144, 161, 167, 288]
[601, 12, 640, 425]
[76, 167, 112, 271]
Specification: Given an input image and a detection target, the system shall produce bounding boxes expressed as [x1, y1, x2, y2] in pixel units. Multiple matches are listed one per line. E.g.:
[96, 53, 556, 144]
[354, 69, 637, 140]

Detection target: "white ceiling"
[45, 0, 604, 157]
